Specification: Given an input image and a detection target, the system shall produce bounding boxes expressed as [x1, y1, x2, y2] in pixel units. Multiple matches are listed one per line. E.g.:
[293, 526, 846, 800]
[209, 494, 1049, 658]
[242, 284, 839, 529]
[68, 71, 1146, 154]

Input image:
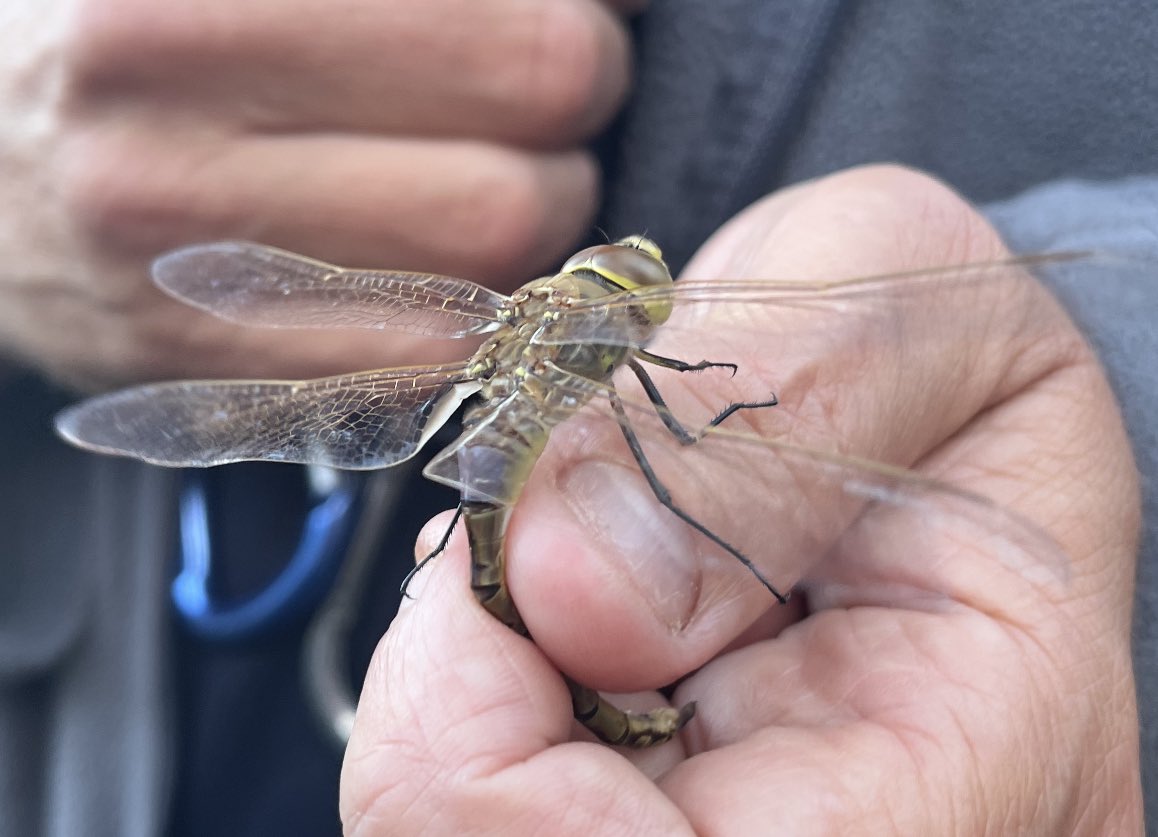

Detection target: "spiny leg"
[706, 395, 781, 430]
[628, 358, 778, 446]
[609, 389, 789, 604]
[553, 388, 786, 744]
[399, 502, 464, 599]
[635, 348, 738, 377]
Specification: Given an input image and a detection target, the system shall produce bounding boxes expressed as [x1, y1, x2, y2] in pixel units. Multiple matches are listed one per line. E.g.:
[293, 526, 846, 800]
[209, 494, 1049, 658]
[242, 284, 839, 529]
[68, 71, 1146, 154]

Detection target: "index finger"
[69, 0, 633, 146]
[340, 516, 691, 834]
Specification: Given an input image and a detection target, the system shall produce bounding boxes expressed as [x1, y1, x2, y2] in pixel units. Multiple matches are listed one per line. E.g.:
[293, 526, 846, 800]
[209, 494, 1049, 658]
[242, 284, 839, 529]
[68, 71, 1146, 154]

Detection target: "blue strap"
[172, 468, 363, 642]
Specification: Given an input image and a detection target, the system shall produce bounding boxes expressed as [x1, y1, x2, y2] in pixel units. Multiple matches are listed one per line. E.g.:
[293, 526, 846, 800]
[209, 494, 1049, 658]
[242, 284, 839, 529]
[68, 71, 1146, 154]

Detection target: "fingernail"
[558, 460, 701, 630]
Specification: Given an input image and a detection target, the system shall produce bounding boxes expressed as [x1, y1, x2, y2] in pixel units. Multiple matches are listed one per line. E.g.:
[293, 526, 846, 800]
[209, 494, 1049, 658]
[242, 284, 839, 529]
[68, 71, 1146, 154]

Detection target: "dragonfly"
[55, 234, 1123, 747]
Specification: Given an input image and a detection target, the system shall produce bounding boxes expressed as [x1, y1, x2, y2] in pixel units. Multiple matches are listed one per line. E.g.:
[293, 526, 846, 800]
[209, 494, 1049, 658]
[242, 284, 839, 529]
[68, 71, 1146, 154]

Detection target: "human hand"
[0, 0, 641, 388]
[340, 165, 1142, 835]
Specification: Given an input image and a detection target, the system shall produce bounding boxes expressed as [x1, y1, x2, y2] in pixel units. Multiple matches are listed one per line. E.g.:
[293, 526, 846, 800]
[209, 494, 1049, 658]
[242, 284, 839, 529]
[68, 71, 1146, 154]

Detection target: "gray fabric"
[605, 0, 1158, 827]
[610, 0, 1158, 269]
[0, 396, 94, 675]
[0, 383, 175, 837]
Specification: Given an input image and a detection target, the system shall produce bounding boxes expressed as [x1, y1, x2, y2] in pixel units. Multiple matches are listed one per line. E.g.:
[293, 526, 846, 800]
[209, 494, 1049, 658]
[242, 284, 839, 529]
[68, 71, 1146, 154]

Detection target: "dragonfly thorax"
[468, 281, 632, 408]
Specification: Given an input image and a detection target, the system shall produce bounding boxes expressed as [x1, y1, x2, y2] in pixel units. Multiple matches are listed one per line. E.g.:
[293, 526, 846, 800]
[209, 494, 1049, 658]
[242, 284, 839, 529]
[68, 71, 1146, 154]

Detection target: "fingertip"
[414, 508, 464, 563]
[346, 520, 577, 817]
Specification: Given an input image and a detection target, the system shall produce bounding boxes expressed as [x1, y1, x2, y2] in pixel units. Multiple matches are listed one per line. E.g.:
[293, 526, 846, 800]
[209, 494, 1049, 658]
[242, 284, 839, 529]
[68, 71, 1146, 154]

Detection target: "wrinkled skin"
[0, 0, 642, 387]
[341, 166, 1143, 836]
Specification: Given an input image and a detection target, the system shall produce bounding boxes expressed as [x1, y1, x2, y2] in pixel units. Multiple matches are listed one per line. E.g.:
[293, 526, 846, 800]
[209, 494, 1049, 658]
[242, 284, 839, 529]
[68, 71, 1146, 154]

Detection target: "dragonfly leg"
[399, 502, 464, 599]
[706, 394, 780, 429]
[635, 348, 738, 378]
[463, 501, 529, 636]
[609, 389, 789, 604]
[628, 359, 778, 445]
[565, 675, 696, 747]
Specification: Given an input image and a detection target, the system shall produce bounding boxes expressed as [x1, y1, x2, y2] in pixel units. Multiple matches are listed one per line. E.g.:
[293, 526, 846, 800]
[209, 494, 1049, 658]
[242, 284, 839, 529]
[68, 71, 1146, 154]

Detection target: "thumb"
[507, 164, 1083, 690]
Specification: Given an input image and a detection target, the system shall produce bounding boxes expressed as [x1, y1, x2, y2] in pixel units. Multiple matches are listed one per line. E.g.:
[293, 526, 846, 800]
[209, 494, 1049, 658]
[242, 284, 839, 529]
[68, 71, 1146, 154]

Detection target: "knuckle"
[503, 2, 628, 140]
[60, 0, 154, 94]
[804, 164, 1006, 265]
[61, 0, 217, 104]
[57, 129, 145, 241]
[446, 152, 549, 277]
[810, 163, 960, 217]
[58, 127, 196, 250]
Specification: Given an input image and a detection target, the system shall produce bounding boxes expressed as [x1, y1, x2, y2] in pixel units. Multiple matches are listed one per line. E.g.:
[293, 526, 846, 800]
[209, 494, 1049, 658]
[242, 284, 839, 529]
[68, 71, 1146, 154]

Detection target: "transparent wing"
[533, 251, 1126, 350]
[526, 361, 1069, 606]
[55, 363, 480, 469]
[153, 241, 508, 337]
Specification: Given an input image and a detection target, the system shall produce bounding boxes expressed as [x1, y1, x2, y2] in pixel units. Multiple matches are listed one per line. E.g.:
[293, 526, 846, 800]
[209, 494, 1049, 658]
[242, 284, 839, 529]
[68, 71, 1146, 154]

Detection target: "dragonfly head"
[561, 235, 674, 324]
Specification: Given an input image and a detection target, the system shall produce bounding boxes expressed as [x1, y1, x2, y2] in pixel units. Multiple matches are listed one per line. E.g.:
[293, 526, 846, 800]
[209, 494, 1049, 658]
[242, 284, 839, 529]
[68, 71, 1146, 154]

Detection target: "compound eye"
[561, 245, 604, 274]
[561, 240, 671, 292]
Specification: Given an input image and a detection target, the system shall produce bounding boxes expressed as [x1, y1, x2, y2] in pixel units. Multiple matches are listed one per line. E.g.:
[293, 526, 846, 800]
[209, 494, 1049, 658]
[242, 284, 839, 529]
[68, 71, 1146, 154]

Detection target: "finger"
[340, 520, 692, 835]
[413, 512, 694, 783]
[660, 681, 1141, 834]
[502, 164, 1119, 690]
[672, 598, 1074, 749]
[655, 540, 1138, 832]
[67, 0, 632, 147]
[55, 128, 598, 383]
[65, 127, 599, 283]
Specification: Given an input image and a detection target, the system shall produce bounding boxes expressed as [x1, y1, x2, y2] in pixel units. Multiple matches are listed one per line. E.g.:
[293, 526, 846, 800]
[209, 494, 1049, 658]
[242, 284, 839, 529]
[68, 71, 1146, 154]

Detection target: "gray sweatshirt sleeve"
[987, 175, 1158, 825]
[985, 177, 1158, 492]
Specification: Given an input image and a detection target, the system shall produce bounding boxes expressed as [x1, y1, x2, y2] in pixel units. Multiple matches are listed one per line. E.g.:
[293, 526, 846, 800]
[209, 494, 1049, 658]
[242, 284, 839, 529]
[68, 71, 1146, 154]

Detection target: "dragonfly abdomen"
[462, 502, 526, 636]
[448, 389, 566, 503]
